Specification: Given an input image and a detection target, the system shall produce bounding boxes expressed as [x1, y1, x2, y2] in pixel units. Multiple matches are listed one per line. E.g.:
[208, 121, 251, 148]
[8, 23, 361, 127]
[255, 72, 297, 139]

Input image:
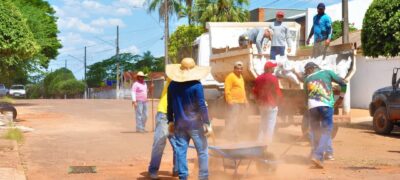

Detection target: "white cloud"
[121, 45, 140, 55]
[59, 32, 97, 53]
[118, 0, 146, 8]
[115, 7, 132, 16]
[58, 17, 100, 34]
[91, 18, 126, 28]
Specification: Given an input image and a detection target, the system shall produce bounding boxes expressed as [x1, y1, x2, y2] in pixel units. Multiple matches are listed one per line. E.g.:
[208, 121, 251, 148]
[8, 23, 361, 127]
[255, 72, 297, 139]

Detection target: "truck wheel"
[373, 107, 393, 134]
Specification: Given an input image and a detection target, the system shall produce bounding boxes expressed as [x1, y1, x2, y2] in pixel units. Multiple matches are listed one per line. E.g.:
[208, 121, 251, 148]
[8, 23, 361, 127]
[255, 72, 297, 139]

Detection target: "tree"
[13, 0, 62, 68]
[194, 0, 250, 28]
[178, 0, 195, 25]
[168, 25, 204, 63]
[0, 0, 39, 85]
[362, 0, 400, 57]
[43, 68, 84, 98]
[331, 20, 358, 41]
[147, 0, 182, 22]
[86, 52, 164, 88]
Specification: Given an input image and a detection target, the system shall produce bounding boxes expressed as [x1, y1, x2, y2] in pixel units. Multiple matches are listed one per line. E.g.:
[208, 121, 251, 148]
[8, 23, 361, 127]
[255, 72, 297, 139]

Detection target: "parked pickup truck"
[369, 68, 400, 134]
[9, 84, 26, 98]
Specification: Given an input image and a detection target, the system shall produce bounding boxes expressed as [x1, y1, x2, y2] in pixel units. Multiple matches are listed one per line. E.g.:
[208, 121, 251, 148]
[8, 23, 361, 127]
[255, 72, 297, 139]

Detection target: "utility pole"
[342, 0, 349, 43]
[84, 46, 87, 99]
[65, 59, 67, 69]
[116, 26, 120, 99]
[164, 0, 169, 67]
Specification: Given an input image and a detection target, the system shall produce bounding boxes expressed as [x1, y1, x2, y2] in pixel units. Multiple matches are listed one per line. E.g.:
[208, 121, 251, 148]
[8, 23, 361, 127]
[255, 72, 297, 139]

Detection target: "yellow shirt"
[157, 79, 170, 113]
[224, 72, 247, 104]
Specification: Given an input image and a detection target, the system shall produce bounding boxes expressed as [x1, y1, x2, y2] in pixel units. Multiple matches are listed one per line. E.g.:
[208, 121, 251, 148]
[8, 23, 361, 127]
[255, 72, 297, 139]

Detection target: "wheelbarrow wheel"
[255, 152, 277, 174]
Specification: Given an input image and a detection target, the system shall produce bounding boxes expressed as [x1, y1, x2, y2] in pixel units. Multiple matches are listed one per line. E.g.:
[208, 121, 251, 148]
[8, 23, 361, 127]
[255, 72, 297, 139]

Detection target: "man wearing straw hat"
[131, 71, 148, 133]
[166, 57, 212, 180]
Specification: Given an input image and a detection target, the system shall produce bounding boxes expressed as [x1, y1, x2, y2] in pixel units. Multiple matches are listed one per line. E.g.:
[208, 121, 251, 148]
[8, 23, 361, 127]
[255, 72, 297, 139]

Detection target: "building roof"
[262, 8, 306, 21]
[330, 30, 362, 49]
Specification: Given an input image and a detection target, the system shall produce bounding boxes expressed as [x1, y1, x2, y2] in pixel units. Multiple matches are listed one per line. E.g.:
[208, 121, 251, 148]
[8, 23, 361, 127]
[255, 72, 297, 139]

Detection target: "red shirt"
[253, 73, 283, 107]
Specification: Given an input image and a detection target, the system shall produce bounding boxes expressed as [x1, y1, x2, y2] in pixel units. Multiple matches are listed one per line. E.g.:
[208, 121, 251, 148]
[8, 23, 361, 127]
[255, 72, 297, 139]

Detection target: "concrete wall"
[351, 56, 400, 109]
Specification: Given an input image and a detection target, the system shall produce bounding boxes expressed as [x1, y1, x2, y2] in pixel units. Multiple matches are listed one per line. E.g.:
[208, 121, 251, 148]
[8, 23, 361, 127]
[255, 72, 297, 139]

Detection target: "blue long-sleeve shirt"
[311, 13, 332, 42]
[167, 80, 210, 130]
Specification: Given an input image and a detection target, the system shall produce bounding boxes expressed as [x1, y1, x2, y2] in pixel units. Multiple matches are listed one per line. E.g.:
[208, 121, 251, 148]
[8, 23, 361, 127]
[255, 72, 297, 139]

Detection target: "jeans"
[175, 128, 208, 180]
[148, 112, 178, 175]
[270, 46, 286, 60]
[309, 106, 334, 161]
[135, 101, 147, 131]
[226, 103, 245, 140]
[303, 111, 333, 156]
[258, 106, 278, 144]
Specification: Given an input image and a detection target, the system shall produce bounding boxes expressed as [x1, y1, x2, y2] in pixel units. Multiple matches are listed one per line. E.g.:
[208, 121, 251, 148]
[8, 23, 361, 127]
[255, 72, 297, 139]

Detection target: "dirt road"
[13, 99, 400, 179]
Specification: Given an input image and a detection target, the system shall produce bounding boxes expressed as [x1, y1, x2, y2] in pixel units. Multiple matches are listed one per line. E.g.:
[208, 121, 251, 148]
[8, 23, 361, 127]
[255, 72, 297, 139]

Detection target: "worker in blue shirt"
[166, 57, 212, 180]
[306, 3, 332, 57]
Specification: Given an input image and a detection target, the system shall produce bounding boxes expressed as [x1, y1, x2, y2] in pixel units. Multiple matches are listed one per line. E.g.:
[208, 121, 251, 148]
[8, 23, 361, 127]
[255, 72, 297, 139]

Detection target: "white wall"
[351, 56, 400, 109]
[306, 0, 373, 44]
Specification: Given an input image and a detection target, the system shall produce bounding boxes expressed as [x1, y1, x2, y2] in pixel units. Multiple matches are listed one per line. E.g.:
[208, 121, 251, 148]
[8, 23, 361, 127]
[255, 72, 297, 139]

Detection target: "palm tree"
[147, 0, 182, 22]
[178, 0, 195, 25]
[194, 0, 250, 28]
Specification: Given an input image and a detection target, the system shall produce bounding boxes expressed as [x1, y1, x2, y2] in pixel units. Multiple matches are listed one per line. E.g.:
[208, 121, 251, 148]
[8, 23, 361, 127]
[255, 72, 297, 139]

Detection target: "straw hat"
[137, 71, 146, 77]
[166, 57, 210, 82]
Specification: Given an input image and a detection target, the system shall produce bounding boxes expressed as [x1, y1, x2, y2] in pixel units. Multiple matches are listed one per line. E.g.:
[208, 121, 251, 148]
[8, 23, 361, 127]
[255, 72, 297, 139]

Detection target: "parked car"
[0, 84, 8, 97]
[369, 67, 400, 134]
[9, 84, 26, 98]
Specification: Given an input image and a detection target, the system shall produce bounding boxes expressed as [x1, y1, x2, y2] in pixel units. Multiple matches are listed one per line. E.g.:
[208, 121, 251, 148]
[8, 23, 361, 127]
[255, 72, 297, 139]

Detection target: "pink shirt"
[131, 81, 148, 102]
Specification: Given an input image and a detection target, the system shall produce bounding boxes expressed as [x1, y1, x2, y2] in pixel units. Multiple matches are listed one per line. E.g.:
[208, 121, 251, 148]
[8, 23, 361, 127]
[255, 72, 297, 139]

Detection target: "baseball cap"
[317, 3, 325, 9]
[276, 11, 285, 17]
[264, 61, 277, 69]
[234, 61, 243, 68]
[304, 62, 319, 70]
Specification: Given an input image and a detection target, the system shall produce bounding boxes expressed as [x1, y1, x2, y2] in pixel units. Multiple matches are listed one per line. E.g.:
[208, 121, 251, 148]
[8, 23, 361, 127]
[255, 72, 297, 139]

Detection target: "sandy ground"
[11, 99, 400, 180]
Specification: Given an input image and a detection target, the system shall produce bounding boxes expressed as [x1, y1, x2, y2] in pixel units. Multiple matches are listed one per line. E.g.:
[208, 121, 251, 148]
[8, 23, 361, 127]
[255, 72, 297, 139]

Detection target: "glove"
[203, 123, 213, 137]
[168, 122, 175, 135]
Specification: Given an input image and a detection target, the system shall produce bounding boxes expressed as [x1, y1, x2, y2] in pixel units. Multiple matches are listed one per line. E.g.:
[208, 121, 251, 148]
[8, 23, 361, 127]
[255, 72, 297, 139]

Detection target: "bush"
[56, 79, 85, 98]
[362, 0, 400, 57]
[26, 83, 43, 99]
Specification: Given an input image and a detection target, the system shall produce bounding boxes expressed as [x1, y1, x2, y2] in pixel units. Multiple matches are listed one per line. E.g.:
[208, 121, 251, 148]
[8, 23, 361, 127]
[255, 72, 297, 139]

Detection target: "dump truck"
[196, 22, 357, 138]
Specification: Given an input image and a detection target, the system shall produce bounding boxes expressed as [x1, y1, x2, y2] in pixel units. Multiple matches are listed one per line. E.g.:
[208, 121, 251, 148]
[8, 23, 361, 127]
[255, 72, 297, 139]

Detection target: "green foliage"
[43, 68, 82, 98]
[147, 0, 182, 22]
[0, 0, 39, 65]
[331, 20, 358, 41]
[26, 83, 44, 99]
[168, 25, 204, 63]
[86, 52, 164, 88]
[194, 0, 250, 28]
[362, 0, 400, 57]
[13, 0, 62, 68]
[0, 97, 15, 104]
[3, 128, 24, 143]
[56, 79, 85, 97]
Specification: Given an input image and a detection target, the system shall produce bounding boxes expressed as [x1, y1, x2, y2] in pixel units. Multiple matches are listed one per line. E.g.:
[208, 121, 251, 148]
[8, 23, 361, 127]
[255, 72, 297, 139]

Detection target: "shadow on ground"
[138, 171, 178, 180]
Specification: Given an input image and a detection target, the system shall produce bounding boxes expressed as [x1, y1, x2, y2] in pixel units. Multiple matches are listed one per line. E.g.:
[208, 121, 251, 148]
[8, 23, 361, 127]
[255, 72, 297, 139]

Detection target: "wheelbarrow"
[189, 142, 278, 178]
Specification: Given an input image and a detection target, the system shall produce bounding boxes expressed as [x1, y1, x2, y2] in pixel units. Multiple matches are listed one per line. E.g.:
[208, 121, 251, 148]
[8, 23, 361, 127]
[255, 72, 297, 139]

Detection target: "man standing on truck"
[167, 57, 212, 180]
[239, 28, 272, 57]
[269, 11, 293, 60]
[253, 61, 282, 144]
[224, 61, 248, 140]
[303, 62, 347, 168]
[306, 3, 332, 57]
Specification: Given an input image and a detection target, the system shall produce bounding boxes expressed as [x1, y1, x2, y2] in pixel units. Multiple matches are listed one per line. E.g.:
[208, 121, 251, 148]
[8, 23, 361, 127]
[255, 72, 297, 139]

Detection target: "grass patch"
[3, 128, 24, 143]
[0, 96, 15, 104]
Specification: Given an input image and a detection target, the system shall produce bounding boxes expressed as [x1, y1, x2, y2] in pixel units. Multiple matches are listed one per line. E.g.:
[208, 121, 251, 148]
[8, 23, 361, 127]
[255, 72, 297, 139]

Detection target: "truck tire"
[373, 107, 393, 134]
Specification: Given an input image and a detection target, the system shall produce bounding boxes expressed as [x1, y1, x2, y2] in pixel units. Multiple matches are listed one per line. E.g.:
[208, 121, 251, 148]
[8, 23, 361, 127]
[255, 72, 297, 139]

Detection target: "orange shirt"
[224, 72, 247, 104]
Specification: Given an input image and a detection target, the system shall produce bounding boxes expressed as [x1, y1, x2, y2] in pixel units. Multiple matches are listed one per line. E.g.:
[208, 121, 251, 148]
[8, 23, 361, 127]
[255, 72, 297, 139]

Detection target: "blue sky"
[48, 0, 343, 79]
